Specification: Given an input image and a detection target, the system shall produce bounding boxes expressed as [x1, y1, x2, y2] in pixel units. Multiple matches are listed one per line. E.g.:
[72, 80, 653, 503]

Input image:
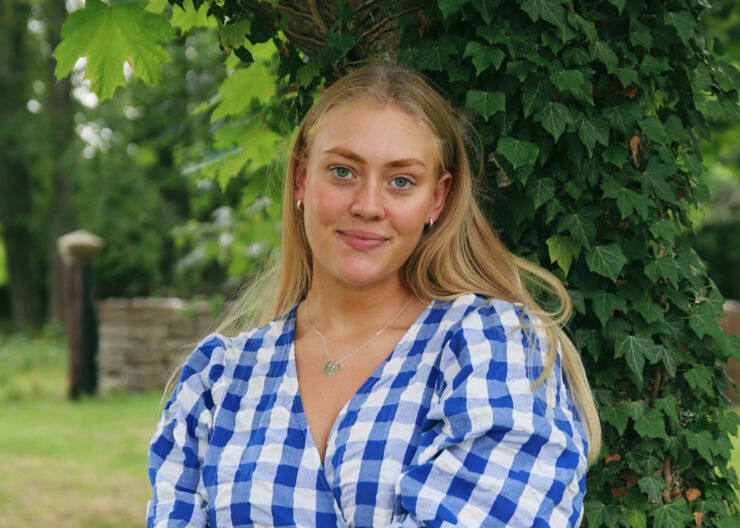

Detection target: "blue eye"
[330, 166, 352, 178]
[391, 176, 413, 188]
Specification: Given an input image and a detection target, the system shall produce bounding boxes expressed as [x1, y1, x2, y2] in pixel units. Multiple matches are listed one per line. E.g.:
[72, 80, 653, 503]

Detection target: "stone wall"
[97, 298, 215, 392]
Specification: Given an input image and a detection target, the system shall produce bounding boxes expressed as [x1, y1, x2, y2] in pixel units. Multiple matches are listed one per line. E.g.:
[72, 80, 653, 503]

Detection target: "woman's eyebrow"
[323, 147, 426, 168]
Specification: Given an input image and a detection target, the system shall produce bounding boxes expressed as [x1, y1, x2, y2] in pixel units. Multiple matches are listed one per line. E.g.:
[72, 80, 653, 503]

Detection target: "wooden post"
[58, 230, 103, 399]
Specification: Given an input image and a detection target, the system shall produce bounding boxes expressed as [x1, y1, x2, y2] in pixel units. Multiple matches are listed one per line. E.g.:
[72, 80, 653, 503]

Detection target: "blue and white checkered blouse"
[147, 293, 588, 527]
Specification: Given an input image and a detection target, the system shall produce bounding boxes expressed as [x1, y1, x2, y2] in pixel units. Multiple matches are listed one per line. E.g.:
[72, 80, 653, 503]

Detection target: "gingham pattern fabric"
[147, 293, 588, 527]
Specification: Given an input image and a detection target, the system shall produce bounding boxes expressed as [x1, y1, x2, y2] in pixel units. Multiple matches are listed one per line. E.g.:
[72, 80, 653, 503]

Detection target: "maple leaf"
[53, 0, 175, 99]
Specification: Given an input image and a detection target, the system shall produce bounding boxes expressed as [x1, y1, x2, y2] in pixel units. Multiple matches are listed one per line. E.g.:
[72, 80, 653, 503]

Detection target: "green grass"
[0, 332, 163, 528]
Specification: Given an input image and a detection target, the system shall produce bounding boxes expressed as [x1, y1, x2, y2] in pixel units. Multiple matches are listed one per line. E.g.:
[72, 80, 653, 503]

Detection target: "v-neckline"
[285, 298, 437, 474]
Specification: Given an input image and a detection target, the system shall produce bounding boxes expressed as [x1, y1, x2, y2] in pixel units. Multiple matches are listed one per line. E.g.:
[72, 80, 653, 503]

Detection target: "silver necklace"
[305, 295, 414, 376]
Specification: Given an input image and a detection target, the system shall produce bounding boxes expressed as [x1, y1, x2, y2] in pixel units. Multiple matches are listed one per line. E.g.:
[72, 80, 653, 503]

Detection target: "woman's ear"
[430, 171, 452, 218]
[293, 153, 307, 201]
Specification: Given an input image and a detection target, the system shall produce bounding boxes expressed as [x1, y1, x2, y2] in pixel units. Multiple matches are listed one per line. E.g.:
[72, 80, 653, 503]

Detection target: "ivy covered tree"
[53, 0, 740, 525]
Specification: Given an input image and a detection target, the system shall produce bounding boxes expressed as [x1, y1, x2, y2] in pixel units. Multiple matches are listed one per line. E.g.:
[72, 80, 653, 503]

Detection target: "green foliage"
[52, 0, 740, 525]
[53, 0, 175, 99]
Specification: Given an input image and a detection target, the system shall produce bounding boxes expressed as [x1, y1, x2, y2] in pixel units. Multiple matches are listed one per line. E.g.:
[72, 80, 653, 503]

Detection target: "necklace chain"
[305, 295, 414, 376]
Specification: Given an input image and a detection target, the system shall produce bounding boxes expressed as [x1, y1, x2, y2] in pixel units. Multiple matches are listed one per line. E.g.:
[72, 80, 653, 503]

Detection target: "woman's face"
[295, 103, 451, 291]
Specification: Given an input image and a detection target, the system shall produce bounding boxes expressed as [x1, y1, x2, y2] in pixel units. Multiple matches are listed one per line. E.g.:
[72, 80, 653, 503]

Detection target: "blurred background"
[0, 0, 738, 526]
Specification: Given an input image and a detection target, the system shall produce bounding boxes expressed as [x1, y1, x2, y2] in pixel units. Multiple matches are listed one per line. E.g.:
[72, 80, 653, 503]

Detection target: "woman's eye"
[330, 166, 352, 179]
[391, 176, 413, 188]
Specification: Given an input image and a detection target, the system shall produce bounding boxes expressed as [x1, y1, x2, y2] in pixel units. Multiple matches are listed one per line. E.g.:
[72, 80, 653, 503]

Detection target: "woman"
[147, 65, 601, 527]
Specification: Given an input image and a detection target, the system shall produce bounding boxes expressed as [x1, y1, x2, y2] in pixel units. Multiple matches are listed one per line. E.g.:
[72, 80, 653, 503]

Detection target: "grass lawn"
[0, 333, 163, 528]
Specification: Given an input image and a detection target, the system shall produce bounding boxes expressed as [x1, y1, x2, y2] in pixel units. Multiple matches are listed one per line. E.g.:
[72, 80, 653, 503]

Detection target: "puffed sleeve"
[146, 334, 231, 528]
[392, 301, 588, 527]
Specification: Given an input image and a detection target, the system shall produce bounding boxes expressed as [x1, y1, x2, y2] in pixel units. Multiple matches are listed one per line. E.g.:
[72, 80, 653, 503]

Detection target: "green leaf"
[171, 0, 213, 31]
[634, 408, 668, 439]
[535, 102, 572, 141]
[628, 508, 647, 528]
[601, 405, 630, 435]
[497, 137, 539, 168]
[522, 83, 548, 117]
[622, 400, 646, 420]
[585, 243, 627, 282]
[649, 219, 679, 245]
[602, 103, 642, 136]
[463, 42, 505, 75]
[465, 90, 505, 120]
[664, 11, 696, 45]
[528, 178, 557, 210]
[685, 365, 715, 396]
[575, 328, 601, 358]
[557, 211, 597, 248]
[616, 67, 638, 88]
[654, 395, 679, 426]
[546, 234, 581, 275]
[640, 55, 670, 76]
[219, 19, 251, 50]
[686, 429, 716, 464]
[638, 476, 667, 502]
[642, 158, 677, 203]
[652, 498, 692, 528]
[589, 291, 627, 326]
[689, 302, 726, 339]
[577, 114, 610, 156]
[53, 0, 175, 99]
[549, 69, 585, 93]
[644, 256, 680, 288]
[634, 299, 665, 324]
[639, 117, 669, 144]
[615, 333, 652, 382]
[520, 0, 565, 27]
[473, 0, 500, 25]
[663, 115, 688, 142]
[438, 0, 470, 18]
[413, 45, 455, 71]
[607, 0, 626, 14]
[589, 40, 619, 72]
[602, 179, 653, 219]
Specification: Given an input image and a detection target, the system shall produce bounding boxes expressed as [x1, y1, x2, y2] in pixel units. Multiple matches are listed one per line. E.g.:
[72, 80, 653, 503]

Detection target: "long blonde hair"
[199, 64, 601, 464]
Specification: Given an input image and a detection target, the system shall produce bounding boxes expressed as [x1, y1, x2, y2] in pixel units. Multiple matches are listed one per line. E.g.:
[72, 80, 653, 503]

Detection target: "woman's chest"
[202, 346, 441, 527]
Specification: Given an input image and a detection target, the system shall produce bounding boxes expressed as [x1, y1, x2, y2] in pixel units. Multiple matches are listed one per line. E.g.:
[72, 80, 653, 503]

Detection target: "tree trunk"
[44, 0, 75, 325]
[0, 2, 43, 332]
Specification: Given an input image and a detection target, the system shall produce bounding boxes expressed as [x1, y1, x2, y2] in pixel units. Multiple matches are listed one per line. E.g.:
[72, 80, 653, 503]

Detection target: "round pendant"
[322, 360, 340, 376]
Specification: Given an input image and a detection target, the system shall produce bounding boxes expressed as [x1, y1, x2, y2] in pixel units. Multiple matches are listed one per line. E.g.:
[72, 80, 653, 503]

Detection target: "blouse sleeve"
[146, 335, 230, 528]
[392, 301, 588, 528]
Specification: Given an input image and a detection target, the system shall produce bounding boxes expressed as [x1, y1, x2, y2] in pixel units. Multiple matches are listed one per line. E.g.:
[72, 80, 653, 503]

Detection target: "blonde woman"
[147, 65, 601, 527]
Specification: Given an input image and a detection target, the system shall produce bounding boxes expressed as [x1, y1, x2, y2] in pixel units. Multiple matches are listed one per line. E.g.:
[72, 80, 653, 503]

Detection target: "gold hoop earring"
[427, 217, 434, 228]
[296, 199, 303, 211]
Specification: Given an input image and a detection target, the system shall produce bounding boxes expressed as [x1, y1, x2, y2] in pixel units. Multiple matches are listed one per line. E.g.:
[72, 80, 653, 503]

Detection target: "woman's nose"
[349, 178, 385, 219]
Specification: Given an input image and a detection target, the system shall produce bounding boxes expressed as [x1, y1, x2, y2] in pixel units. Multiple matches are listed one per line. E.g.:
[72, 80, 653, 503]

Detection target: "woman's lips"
[337, 230, 389, 250]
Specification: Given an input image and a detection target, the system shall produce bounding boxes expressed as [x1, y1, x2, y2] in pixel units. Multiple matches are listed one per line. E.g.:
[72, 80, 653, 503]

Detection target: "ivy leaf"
[654, 395, 679, 426]
[575, 328, 602, 358]
[589, 40, 619, 72]
[522, 83, 548, 117]
[601, 103, 642, 136]
[557, 211, 597, 248]
[527, 177, 557, 210]
[473, 0, 500, 25]
[465, 90, 505, 120]
[652, 498, 692, 528]
[634, 299, 665, 324]
[601, 405, 630, 435]
[634, 408, 668, 439]
[663, 115, 688, 142]
[689, 302, 726, 339]
[659, 347, 678, 377]
[53, 0, 175, 99]
[589, 291, 627, 326]
[438, 0, 470, 18]
[497, 136, 540, 168]
[622, 400, 646, 421]
[643, 158, 678, 203]
[607, 0, 626, 14]
[546, 234, 581, 275]
[686, 430, 716, 464]
[649, 219, 679, 245]
[615, 333, 652, 383]
[664, 11, 696, 45]
[685, 365, 715, 396]
[638, 476, 667, 502]
[549, 69, 585, 94]
[577, 114, 610, 156]
[639, 117, 669, 144]
[585, 243, 627, 282]
[535, 102, 572, 142]
[413, 45, 455, 71]
[601, 179, 653, 219]
[520, 0, 565, 27]
[616, 67, 638, 88]
[463, 42, 505, 75]
[644, 256, 680, 288]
